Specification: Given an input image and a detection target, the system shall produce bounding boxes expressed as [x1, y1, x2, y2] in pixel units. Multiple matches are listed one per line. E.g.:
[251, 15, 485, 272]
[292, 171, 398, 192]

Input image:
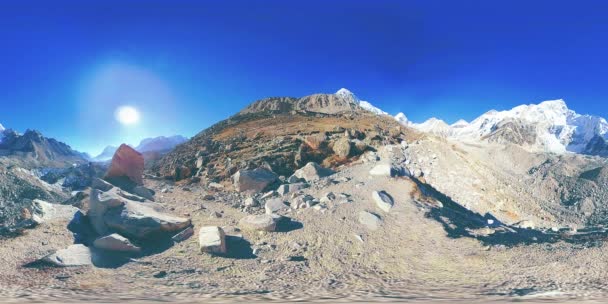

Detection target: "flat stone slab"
[93, 233, 141, 253]
[239, 214, 278, 232]
[41, 244, 92, 267]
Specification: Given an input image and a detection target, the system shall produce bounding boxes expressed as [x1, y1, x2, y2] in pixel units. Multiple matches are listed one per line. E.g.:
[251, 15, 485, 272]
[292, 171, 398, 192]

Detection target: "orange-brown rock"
[105, 144, 144, 186]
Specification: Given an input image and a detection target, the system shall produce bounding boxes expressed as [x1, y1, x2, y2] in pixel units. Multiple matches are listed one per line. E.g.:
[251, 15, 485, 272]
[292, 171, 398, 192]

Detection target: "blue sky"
[1, 0, 608, 155]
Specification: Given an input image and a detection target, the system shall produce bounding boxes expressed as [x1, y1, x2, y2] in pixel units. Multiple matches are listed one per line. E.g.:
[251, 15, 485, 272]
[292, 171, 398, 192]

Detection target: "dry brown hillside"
[152, 95, 423, 183]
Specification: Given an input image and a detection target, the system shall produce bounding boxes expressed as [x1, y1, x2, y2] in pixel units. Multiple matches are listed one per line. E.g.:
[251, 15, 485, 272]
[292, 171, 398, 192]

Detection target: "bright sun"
[115, 106, 140, 125]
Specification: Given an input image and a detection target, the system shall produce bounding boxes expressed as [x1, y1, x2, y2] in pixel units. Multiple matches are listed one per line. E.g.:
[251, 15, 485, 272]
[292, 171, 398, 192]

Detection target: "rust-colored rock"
[104, 144, 144, 186]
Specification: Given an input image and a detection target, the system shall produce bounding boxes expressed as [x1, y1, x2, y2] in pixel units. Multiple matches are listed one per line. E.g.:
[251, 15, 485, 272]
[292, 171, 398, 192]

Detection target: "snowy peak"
[94, 135, 188, 162]
[0, 123, 4, 132]
[394, 112, 409, 125]
[335, 88, 359, 103]
[451, 119, 469, 128]
[334, 88, 388, 115]
[135, 135, 188, 153]
[397, 98, 608, 157]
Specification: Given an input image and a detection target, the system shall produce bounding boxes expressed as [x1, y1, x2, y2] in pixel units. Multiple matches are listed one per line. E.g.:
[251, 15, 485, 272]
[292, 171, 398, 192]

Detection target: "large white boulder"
[199, 226, 227, 254]
[233, 169, 278, 192]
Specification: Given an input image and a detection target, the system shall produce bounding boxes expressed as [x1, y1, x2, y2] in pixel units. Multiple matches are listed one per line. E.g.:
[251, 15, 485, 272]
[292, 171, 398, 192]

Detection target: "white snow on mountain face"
[394, 112, 409, 125]
[93, 135, 188, 161]
[0, 123, 4, 132]
[395, 99, 608, 155]
[335, 88, 389, 115]
[135, 135, 188, 153]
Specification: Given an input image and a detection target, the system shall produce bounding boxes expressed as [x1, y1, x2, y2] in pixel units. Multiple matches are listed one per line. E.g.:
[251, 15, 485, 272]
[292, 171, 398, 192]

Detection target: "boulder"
[93, 233, 141, 253]
[103, 199, 191, 239]
[239, 214, 278, 232]
[332, 137, 352, 158]
[172, 226, 194, 243]
[91, 178, 114, 191]
[244, 197, 259, 207]
[132, 186, 155, 201]
[372, 191, 394, 213]
[265, 198, 289, 214]
[291, 162, 334, 182]
[276, 183, 309, 196]
[88, 189, 125, 235]
[41, 244, 92, 267]
[369, 163, 409, 177]
[233, 169, 278, 192]
[104, 144, 144, 187]
[199, 226, 227, 254]
[358, 211, 382, 231]
[89, 188, 191, 239]
[304, 133, 327, 150]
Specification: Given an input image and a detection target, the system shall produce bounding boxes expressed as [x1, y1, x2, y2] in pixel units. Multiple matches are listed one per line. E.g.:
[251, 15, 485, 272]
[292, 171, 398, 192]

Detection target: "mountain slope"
[0, 129, 87, 167]
[154, 89, 413, 181]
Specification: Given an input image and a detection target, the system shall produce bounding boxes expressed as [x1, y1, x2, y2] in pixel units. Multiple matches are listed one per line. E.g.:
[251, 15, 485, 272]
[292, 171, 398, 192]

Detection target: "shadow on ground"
[412, 178, 608, 246]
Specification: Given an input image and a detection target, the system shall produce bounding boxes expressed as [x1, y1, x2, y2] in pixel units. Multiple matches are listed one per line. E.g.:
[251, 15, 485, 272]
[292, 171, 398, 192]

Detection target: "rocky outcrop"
[88, 188, 190, 239]
[104, 144, 144, 187]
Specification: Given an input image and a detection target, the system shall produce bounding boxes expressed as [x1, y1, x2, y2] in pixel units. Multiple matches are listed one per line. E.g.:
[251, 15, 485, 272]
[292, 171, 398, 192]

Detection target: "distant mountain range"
[393, 99, 608, 157]
[92, 135, 188, 161]
[0, 128, 87, 167]
[239, 88, 608, 158]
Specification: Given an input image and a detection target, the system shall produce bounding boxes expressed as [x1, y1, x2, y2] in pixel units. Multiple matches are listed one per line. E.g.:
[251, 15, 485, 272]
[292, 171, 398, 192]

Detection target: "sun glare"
[115, 106, 140, 125]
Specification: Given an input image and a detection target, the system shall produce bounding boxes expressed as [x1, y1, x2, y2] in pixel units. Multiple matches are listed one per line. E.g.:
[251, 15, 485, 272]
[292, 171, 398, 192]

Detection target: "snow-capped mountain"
[92, 145, 118, 161]
[395, 99, 608, 156]
[135, 135, 188, 153]
[335, 88, 388, 115]
[94, 135, 188, 162]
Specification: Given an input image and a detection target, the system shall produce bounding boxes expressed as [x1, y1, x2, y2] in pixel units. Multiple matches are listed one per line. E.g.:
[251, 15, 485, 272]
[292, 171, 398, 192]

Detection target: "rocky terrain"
[2, 89, 608, 303]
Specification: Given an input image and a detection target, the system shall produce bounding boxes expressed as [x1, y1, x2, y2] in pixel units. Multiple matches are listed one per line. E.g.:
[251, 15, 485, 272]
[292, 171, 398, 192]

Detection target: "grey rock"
[172, 226, 194, 243]
[292, 162, 334, 182]
[265, 198, 289, 214]
[369, 163, 410, 177]
[232, 169, 278, 193]
[91, 178, 114, 191]
[358, 211, 382, 231]
[199, 226, 227, 254]
[332, 137, 352, 158]
[244, 197, 259, 207]
[41, 244, 92, 267]
[372, 190, 394, 212]
[93, 233, 141, 253]
[132, 186, 155, 201]
[239, 214, 278, 232]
